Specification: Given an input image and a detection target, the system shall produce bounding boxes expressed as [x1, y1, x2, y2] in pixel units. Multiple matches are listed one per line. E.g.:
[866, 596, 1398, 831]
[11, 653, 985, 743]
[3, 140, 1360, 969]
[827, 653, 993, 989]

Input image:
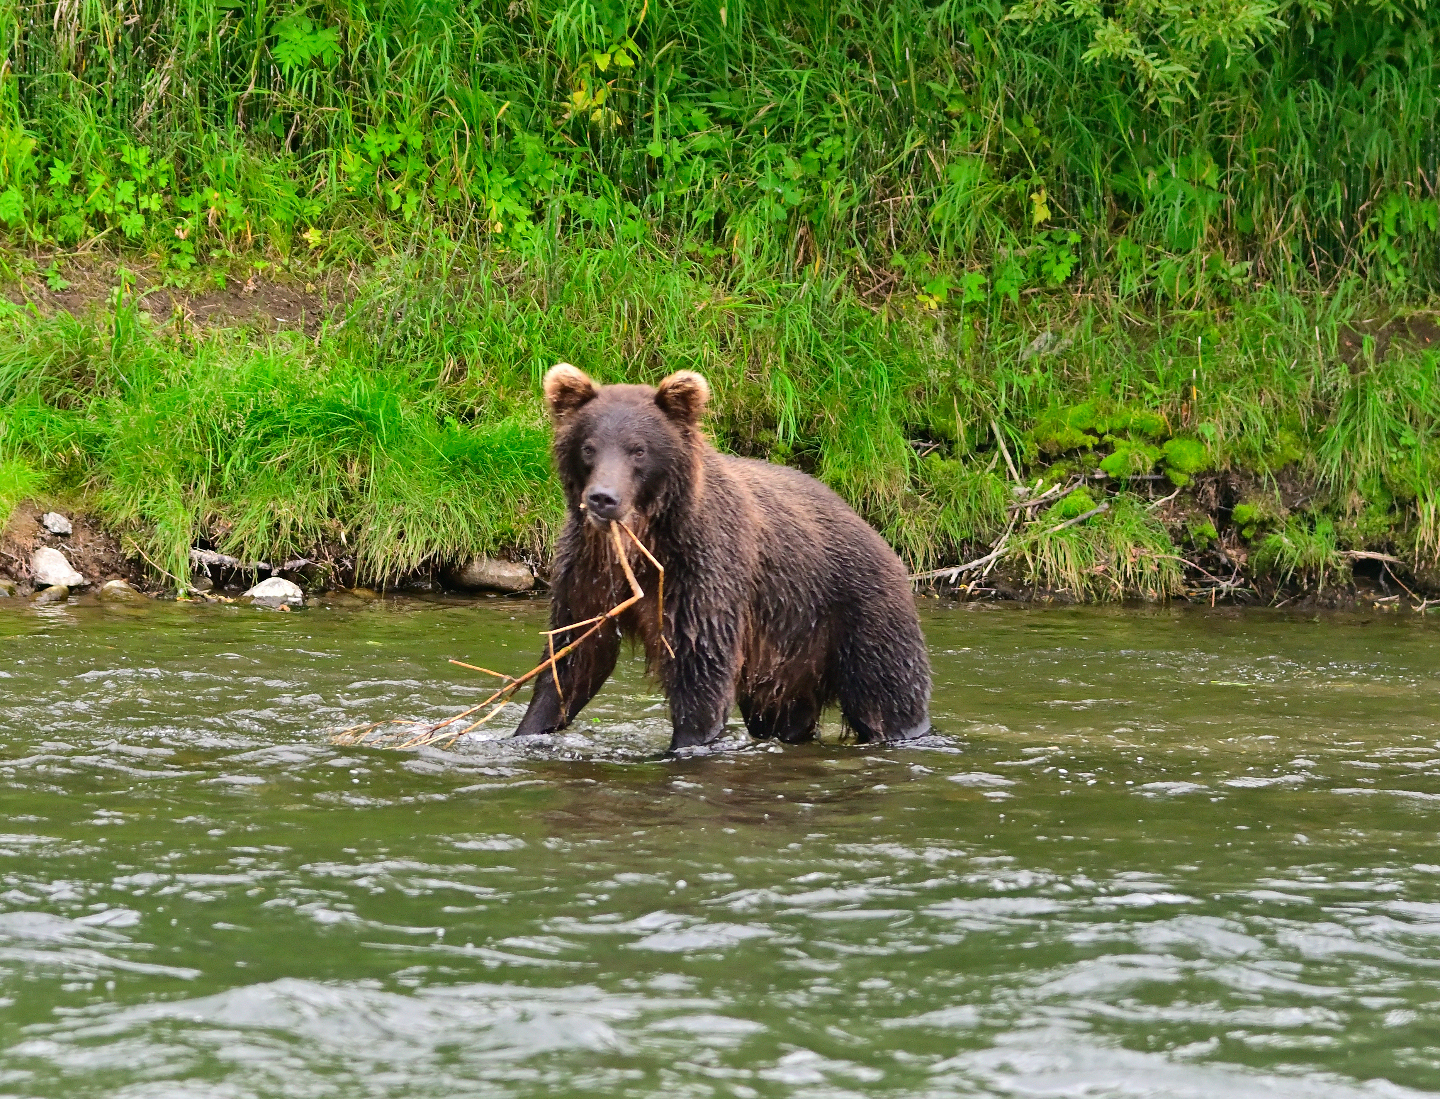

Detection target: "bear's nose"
[585, 488, 622, 518]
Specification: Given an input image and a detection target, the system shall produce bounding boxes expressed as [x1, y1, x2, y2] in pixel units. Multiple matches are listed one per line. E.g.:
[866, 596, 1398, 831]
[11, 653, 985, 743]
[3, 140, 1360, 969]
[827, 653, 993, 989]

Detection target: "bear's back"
[706, 452, 910, 600]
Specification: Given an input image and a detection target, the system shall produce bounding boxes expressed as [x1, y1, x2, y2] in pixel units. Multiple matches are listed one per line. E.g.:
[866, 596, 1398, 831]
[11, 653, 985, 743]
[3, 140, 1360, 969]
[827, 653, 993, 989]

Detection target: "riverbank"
[1, 247, 1436, 608]
[1, 0, 1436, 606]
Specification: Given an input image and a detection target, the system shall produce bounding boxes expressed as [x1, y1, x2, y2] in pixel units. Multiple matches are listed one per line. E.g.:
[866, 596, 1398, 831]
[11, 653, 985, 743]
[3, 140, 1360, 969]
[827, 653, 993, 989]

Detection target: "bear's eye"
[629, 445, 646, 459]
[580, 443, 596, 460]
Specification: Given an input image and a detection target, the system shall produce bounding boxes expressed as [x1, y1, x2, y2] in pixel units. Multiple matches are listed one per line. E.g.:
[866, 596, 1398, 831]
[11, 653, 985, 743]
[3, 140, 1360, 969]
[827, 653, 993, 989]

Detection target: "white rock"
[242, 576, 305, 607]
[41, 511, 73, 535]
[32, 546, 84, 588]
[449, 557, 534, 593]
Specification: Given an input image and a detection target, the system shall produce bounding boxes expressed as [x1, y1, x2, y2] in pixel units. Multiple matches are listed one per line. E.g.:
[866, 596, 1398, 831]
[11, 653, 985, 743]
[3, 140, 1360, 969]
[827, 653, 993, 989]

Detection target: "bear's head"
[543, 363, 711, 526]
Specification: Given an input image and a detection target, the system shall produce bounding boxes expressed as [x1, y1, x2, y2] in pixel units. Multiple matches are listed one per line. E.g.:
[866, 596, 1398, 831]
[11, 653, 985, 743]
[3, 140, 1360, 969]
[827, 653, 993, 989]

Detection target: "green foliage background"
[0, 0, 1433, 295]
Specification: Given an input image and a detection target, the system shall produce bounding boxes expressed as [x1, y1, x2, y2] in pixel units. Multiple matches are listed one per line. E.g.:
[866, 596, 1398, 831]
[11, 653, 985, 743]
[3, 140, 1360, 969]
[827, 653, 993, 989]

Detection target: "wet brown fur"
[514, 364, 932, 750]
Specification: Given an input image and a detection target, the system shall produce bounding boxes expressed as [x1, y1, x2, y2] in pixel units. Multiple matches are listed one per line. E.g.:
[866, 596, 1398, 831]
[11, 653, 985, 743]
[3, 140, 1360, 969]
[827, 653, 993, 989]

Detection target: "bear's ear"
[543, 363, 598, 422]
[655, 370, 711, 425]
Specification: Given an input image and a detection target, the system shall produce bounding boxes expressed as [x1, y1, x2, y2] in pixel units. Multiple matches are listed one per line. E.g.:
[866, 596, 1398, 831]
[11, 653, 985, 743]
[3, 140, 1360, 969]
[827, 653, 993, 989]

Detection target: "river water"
[2, 595, 1439, 1098]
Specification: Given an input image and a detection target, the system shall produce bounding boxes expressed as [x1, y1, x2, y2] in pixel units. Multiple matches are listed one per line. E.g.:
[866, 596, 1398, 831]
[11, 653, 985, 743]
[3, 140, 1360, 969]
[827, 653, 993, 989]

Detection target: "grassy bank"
[1, 240, 1437, 602]
[0, 1, 1437, 600]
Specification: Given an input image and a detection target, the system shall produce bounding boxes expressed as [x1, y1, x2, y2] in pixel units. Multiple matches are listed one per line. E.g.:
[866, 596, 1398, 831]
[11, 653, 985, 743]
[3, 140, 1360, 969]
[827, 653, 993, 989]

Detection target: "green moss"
[1232, 498, 1283, 540]
[1033, 402, 1173, 458]
[1160, 437, 1211, 486]
[1126, 410, 1169, 439]
[1186, 519, 1219, 545]
[1050, 487, 1098, 520]
[1099, 441, 1160, 479]
[1033, 406, 1100, 456]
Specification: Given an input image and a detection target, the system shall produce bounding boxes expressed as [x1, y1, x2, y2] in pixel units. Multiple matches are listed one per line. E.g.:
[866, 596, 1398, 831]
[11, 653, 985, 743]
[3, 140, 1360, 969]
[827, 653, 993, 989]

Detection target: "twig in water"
[333, 519, 669, 750]
[547, 631, 565, 712]
[448, 660, 513, 681]
[1383, 561, 1419, 603]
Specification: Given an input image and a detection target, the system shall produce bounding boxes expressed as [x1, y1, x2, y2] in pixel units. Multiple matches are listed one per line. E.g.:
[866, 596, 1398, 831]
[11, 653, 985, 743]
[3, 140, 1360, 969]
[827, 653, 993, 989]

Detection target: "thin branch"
[1046, 503, 1110, 534]
[1341, 549, 1405, 565]
[991, 419, 1023, 487]
[912, 537, 1010, 583]
[448, 660, 513, 681]
[1005, 476, 1078, 512]
[618, 519, 673, 658]
[337, 519, 655, 750]
[1147, 486, 1181, 510]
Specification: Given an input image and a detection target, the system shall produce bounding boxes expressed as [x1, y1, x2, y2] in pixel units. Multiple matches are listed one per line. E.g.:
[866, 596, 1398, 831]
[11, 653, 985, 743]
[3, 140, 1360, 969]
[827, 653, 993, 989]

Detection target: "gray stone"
[241, 576, 305, 608]
[97, 579, 143, 602]
[41, 511, 73, 535]
[0, 579, 16, 597]
[450, 557, 534, 593]
[31, 584, 69, 604]
[1019, 331, 1073, 361]
[32, 547, 84, 589]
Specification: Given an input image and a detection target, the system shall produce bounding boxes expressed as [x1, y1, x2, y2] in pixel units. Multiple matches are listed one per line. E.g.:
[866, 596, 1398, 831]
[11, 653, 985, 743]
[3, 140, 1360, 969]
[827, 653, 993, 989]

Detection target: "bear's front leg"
[664, 611, 741, 751]
[514, 619, 621, 736]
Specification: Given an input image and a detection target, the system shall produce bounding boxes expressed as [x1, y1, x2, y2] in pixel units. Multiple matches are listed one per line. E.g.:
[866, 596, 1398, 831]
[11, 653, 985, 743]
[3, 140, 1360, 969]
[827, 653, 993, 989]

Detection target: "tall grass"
[1, 235, 1437, 594]
[0, 1, 1433, 301]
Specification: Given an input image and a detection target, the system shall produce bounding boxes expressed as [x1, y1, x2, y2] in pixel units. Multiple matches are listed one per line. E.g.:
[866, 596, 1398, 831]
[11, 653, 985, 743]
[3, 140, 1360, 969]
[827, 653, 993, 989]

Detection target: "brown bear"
[512, 364, 932, 751]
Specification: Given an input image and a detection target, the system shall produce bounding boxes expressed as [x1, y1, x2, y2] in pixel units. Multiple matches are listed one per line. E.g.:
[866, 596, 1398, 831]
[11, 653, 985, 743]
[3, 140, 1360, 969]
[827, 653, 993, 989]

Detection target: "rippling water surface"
[3, 594, 1440, 1098]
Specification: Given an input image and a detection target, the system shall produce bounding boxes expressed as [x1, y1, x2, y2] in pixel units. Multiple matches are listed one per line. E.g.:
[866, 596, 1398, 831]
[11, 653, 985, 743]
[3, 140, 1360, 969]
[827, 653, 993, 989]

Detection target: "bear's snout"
[584, 486, 624, 521]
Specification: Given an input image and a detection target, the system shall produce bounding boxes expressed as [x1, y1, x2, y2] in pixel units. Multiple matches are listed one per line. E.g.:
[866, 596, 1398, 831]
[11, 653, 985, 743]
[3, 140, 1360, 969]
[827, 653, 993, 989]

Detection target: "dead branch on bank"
[331, 520, 666, 750]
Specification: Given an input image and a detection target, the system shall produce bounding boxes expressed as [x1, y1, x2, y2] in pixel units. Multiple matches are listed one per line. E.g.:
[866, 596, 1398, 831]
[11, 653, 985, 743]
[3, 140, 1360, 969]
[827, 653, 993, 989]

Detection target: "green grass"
[1253, 517, 1346, 593]
[0, 0, 1434, 305]
[1, 234, 1437, 597]
[0, 1, 1435, 597]
[1015, 495, 1183, 602]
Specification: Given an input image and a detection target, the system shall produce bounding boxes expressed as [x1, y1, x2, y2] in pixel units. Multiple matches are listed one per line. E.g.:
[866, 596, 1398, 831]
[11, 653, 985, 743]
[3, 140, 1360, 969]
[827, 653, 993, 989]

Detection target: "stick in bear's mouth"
[329, 520, 670, 749]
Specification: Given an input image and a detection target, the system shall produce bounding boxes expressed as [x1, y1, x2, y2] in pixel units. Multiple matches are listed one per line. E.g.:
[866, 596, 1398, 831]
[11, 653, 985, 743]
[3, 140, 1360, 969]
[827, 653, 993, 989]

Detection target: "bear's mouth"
[581, 501, 633, 527]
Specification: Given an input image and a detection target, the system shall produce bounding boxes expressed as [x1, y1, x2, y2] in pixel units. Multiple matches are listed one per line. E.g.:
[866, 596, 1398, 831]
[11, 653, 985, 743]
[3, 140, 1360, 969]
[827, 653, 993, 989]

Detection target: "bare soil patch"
[1338, 313, 1440, 367]
[5, 255, 350, 335]
[1, 503, 144, 594]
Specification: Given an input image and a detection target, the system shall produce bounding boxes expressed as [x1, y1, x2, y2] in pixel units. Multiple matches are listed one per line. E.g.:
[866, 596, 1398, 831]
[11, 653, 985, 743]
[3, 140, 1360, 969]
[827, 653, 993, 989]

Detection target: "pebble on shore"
[448, 556, 535, 593]
[40, 512, 73, 535]
[97, 579, 143, 601]
[32, 547, 85, 589]
[241, 577, 305, 608]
